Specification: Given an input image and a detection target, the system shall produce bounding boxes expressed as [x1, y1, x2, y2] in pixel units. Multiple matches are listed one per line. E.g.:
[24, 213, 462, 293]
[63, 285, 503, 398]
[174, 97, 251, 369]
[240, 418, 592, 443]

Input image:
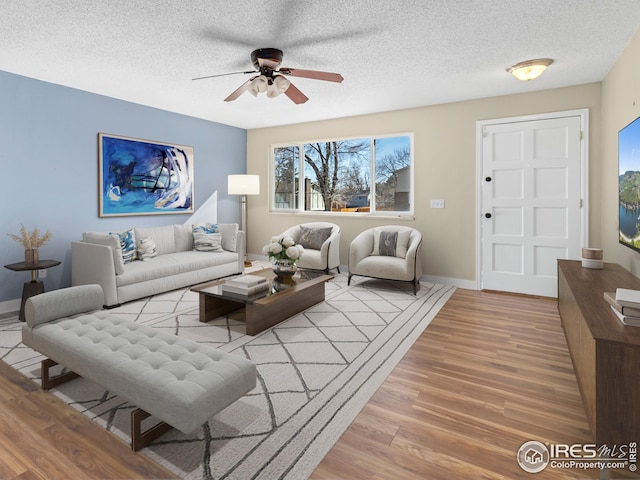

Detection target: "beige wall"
[247, 83, 601, 284]
[601, 27, 640, 277]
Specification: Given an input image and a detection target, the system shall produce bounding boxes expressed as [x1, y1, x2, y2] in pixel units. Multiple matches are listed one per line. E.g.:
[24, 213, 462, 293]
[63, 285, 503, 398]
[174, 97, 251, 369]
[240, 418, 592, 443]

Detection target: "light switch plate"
[430, 199, 445, 208]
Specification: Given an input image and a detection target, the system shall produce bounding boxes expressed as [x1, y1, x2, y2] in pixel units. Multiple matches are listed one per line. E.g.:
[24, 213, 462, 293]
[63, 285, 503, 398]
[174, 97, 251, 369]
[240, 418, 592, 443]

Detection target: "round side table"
[4, 259, 61, 322]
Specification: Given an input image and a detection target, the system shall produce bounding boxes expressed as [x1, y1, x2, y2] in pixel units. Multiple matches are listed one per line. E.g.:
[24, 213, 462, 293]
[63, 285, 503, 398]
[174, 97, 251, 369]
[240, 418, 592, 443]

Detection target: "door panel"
[481, 115, 582, 297]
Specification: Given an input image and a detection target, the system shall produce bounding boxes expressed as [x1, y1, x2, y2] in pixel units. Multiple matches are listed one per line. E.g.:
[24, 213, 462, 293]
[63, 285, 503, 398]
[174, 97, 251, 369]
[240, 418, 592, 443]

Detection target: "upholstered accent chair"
[281, 222, 341, 273]
[348, 225, 423, 294]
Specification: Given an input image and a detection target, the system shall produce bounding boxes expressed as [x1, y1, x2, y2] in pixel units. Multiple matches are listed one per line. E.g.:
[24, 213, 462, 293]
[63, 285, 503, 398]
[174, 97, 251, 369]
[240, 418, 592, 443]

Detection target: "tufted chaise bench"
[21, 284, 256, 451]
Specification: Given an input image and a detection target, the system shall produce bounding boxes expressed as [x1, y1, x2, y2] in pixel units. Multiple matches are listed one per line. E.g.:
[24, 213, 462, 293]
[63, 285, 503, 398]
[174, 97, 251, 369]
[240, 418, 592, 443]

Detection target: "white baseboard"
[0, 298, 20, 315]
[420, 274, 477, 290]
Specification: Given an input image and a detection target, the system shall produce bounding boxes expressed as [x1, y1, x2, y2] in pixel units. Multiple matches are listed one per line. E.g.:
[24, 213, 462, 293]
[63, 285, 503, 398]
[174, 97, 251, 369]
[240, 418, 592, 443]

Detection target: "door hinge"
[579, 198, 583, 208]
[580, 130, 583, 141]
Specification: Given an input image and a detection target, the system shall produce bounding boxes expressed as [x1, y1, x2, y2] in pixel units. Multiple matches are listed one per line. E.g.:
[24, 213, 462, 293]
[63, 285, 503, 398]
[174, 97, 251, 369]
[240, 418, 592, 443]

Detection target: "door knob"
[485, 213, 492, 218]
[485, 176, 492, 182]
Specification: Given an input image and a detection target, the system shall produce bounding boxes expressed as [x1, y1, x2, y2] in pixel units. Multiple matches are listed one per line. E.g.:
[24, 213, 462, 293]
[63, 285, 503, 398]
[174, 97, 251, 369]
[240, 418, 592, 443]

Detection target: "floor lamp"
[228, 174, 260, 267]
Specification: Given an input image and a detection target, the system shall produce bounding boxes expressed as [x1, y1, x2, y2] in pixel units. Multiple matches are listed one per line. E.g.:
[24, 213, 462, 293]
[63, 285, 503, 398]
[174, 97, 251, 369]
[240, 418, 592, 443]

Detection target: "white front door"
[479, 112, 586, 297]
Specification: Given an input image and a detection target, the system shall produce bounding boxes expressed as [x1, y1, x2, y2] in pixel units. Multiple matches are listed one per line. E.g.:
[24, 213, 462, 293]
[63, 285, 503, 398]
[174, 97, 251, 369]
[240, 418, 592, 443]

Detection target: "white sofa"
[71, 223, 244, 307]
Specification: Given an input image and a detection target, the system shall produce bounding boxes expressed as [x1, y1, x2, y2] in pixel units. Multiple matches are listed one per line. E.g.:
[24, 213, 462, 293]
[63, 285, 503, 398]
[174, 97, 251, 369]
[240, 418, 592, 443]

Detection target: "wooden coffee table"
[191, 268, 333, 335]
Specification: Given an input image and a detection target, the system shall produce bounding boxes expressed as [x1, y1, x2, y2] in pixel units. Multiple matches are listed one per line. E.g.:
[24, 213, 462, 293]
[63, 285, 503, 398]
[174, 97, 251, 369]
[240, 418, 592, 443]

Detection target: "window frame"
[270, 132, 414, 217]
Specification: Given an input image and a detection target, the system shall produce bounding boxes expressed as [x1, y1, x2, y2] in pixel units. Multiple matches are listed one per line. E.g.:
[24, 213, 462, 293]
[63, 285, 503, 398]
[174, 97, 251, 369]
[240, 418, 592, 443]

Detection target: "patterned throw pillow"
[111, 228, 137, 264]
[193, 232, 224, 252]
[138, 236, 158, 261]
[372, 228, 411, 258]
[298, 226, 332, 250]
[192, 223, 218, 235]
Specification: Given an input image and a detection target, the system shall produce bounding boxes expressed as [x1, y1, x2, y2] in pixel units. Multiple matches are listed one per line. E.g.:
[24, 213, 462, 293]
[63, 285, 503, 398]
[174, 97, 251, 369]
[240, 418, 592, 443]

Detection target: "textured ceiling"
[2, 1, 639, 129]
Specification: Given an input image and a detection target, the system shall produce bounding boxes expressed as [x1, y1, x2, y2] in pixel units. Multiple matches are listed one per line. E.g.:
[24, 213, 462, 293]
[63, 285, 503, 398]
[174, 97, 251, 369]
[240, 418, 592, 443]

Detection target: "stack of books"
[221, 274, 269, 296]
[604, 288, 640, 326]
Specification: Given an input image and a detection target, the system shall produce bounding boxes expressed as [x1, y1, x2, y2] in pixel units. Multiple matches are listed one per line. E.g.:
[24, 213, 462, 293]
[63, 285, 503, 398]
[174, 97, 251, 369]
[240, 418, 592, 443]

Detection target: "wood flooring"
[0, 289, 635, 479]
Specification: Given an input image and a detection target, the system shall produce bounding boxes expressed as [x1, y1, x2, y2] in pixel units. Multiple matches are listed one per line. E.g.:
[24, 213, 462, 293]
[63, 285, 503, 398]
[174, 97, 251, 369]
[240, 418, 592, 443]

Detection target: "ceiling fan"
[192, 48, 344, 104]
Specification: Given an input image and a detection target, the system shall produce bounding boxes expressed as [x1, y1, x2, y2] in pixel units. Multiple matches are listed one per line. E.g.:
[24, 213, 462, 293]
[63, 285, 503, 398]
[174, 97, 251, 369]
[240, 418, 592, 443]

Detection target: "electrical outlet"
[38, 269, 47, 278]
[430, 199, 445, 209]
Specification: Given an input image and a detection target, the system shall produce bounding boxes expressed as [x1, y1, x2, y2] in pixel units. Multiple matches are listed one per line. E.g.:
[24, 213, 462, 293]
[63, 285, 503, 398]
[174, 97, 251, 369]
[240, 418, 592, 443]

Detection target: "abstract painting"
[98, 133, 194, 217]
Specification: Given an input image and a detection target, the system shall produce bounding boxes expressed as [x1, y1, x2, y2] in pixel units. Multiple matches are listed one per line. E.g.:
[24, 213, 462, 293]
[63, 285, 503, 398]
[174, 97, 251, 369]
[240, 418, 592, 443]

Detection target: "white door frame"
[475, 109, 590, 291]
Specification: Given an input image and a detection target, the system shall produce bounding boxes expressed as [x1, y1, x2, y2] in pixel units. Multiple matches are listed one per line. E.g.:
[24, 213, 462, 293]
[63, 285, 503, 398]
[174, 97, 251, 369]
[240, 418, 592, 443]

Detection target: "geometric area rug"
[0, 273, 455, 480]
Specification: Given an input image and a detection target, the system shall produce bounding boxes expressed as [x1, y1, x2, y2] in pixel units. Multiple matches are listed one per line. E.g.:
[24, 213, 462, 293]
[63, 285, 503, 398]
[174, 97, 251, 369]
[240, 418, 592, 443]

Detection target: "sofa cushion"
[298, 225, 332, 250]
[82, 232, 125, 275]
[217, 223, 239, 252]
[174, 224, 194, 252]
[115, 251, 239, 287]
[134, 225, 176, 255]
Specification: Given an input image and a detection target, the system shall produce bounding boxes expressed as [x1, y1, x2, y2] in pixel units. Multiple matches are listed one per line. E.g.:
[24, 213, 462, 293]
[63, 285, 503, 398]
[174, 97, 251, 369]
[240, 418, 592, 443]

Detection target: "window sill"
[268, 210, 415, 221]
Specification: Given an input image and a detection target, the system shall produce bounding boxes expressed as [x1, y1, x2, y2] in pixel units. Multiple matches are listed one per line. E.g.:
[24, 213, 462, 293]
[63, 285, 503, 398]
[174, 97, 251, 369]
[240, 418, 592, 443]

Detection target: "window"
[272, 134, 413, 214]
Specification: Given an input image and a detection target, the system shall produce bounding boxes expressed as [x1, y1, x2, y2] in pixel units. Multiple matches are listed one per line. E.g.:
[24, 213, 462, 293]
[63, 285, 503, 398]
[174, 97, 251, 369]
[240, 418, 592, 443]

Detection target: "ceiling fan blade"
[284, 82, 309, 104]
[279, 68, 344, 83]
[224, 77, 256, 102]
[192, 70, 254, 81]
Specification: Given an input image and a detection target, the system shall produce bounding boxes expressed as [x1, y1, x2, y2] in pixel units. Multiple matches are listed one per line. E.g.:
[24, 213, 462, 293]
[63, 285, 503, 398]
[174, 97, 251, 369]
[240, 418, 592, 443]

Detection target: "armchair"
[348, 226, 422, 294]
[281, 222, 341, 273]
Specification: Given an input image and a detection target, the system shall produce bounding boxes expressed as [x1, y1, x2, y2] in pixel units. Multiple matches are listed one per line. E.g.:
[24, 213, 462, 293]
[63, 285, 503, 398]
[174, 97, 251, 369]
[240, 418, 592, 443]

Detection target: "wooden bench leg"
[41, 359, 79, 390]
[131, 408, 174, 451]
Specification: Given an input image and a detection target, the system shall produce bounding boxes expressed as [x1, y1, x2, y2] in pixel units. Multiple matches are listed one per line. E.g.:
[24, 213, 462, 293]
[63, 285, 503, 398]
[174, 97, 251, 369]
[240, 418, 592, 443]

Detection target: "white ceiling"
[2, 1, 639, 130]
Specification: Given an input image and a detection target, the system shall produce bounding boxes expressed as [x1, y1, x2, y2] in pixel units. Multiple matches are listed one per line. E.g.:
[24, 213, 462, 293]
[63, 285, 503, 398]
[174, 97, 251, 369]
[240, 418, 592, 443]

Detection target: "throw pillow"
[193, 232, 224, 252]
[372, 228, 411, 258]
[192, 223, 218, 235]
[138, 236, 158, 261]
[111, 228, 137, 264]
[298, 226, 332, 250]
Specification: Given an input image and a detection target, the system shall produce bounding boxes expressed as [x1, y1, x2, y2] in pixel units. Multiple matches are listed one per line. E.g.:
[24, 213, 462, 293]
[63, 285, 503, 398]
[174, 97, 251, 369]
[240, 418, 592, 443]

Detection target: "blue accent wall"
[0, 70, 247, 304]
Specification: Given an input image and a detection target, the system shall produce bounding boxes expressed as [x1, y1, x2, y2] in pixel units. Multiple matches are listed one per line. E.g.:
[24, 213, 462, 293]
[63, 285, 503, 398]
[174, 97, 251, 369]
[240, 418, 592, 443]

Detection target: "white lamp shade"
[228, 174, 260, 195]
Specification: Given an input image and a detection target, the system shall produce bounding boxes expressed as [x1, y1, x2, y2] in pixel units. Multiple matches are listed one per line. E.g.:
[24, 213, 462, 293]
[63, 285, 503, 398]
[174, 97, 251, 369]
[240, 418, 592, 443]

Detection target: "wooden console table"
[557, 259, 640, 447]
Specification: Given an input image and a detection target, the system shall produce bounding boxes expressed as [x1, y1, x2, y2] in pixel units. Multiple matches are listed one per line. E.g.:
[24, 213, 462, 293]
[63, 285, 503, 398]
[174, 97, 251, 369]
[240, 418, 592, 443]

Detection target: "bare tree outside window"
[273, 146, 299, 209]
[375, 136, 411, 211]
[304, 139, 370, 211]
[272, 134, 412, 214]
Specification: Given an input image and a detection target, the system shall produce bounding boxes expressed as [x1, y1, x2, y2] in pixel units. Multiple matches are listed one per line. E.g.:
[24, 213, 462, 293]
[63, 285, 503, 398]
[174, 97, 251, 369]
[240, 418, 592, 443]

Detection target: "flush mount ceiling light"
[507, 58, 553, 81]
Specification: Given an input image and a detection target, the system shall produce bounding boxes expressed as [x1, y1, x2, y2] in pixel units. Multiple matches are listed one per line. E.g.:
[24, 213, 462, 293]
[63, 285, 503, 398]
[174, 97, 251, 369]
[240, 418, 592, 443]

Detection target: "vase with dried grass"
[8, 224, 53, 266]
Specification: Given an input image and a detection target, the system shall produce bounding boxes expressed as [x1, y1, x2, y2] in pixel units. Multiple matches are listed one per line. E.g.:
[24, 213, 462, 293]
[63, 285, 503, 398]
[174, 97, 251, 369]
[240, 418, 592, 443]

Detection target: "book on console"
[225, 274, 268, 289]
[609, 305, 640, 327]
[221, 282, 269, 296]
[604, 291, 640, 317]
[614, 288, 640, 309]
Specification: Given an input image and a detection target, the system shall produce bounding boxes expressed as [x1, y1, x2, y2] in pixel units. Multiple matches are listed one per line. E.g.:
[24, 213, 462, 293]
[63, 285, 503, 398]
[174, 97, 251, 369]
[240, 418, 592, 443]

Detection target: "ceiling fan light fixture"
[507, 58, 553, 81]
[248, 75, 269, 96]
[267, 75, 290, 98]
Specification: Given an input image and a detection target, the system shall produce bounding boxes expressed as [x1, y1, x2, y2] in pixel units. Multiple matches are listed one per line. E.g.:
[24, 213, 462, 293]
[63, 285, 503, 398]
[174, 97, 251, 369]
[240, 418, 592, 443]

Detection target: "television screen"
[619, 116, 640, 252]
